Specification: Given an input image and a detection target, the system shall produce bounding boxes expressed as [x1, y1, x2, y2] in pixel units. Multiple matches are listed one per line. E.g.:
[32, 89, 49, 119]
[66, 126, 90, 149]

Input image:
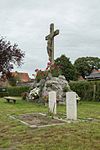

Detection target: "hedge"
[7, 86, 30, 96]
[0, 87, 9, 97]
[69, 80, 100, 101]
[1, 81, 100, 101]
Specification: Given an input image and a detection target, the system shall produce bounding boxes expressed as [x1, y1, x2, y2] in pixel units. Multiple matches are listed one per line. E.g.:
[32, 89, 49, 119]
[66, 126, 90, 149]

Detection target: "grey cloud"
[0, 0, 100, 77]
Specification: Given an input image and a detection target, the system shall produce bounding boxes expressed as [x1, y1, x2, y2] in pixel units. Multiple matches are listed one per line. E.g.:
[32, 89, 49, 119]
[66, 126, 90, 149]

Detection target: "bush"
[69, 80, 100, 101]
[63, 86, 70, 92]
[8, 77, 17, 86]
[35, 63, 61, 82]
[7, 86, 30, 96]
[0, 92, 9, 97]
[0, 87, 9, 97]
[36, 70, 48, 82]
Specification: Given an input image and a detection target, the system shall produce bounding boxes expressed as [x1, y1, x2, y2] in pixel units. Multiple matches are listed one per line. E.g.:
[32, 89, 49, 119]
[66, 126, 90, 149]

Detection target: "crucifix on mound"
[45, 23, 59, 65]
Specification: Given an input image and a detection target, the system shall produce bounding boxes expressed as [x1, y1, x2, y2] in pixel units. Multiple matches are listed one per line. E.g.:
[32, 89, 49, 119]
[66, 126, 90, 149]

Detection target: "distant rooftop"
[86, 69, 100, 80]
[12, 72, 30, 82]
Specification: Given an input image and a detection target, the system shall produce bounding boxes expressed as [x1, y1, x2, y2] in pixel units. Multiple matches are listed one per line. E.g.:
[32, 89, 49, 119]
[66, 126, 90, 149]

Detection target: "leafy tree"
[74, 57, 100, 78]
[55, 55, 76, 81]
[0, 37, 24, 74]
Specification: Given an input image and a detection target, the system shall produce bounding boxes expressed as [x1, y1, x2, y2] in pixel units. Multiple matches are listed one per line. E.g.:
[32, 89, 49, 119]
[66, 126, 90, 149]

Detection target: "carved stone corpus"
[45, 23, 59, 64]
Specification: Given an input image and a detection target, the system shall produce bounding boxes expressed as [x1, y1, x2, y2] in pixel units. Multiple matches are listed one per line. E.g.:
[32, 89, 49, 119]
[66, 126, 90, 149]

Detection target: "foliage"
[35, 62, 61, 82]
[74, 57, 100, 78]
[0, 87, 8, 97]
[35, 70, 48, 82]
[7, 86, 30, 96]
[63, 86, 70, 92]
[35, 55, 77, 82]
[50, 63, 61, 77]
[55, 55, 77, 81]
[0, 37, 24, 74]
[69, 80, 100, 101]
[8, 76, 17, 86]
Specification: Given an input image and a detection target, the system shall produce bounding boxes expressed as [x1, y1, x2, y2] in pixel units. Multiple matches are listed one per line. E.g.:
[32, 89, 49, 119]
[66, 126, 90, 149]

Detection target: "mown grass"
[0, 98, 100, 150]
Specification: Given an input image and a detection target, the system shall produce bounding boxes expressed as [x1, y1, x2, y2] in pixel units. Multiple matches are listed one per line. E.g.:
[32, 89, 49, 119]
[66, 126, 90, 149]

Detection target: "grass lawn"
[0, 98, 100, 150]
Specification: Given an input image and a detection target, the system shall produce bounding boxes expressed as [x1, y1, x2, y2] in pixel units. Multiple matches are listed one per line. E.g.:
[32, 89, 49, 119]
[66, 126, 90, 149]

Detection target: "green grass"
[0, 98, 100, 150]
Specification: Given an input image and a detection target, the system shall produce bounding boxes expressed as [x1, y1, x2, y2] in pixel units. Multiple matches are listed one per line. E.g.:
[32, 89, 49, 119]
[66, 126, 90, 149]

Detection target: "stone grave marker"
[66, 92, 77, 120]
[49, 91, 56, 115]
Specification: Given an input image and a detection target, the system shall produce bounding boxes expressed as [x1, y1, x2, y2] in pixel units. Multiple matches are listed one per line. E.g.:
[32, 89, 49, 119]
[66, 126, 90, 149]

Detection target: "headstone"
[66, 92, 77, 120]
[49, 91, 56, 114]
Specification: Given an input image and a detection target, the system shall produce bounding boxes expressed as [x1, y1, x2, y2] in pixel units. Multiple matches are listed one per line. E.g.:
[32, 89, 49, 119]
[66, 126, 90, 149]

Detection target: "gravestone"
[66, 92, 77, 120]
[49, 91, 56, 114]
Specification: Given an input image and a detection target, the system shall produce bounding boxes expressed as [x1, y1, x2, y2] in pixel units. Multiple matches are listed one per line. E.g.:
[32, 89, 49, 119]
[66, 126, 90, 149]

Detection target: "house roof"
[12, 72, 30, 82]
[91, 69, 100, 73]
[86, 71, 100, 80]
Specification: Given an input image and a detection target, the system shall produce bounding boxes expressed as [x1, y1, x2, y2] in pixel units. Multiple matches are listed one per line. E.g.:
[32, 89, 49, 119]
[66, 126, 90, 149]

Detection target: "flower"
[47, 62, 51, 66]
[35, 69, 39, 72]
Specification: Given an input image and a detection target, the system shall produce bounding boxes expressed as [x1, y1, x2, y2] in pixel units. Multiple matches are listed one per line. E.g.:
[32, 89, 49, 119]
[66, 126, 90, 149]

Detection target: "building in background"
[86, 69, 100, 80]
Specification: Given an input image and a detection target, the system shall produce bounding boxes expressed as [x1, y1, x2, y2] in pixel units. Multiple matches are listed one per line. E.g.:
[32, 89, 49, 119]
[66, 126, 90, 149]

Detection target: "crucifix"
[45, 23, 59, 65]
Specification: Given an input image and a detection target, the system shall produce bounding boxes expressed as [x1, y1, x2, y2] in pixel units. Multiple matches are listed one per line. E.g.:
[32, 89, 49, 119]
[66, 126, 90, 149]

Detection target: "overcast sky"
[0, 0, 100, 77]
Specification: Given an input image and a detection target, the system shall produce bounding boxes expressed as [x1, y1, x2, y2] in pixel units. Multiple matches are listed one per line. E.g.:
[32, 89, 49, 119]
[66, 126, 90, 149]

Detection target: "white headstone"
[49, 91, 56, 114]
[66, 92, 77, 120]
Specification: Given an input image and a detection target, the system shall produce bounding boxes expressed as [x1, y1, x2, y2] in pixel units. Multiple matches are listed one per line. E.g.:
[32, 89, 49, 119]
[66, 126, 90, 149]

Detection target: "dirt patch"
[16, 113, 65, 127]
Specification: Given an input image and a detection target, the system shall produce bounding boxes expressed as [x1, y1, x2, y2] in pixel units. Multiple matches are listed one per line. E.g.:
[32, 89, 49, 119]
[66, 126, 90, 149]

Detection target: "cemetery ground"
[0, 98, 100, 150]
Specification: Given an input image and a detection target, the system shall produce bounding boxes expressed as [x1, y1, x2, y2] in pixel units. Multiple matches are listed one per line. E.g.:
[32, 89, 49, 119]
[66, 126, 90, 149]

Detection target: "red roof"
[86, 69, 100, 80]
[12, 72, 30, 82]
[91, 69, 100, 73]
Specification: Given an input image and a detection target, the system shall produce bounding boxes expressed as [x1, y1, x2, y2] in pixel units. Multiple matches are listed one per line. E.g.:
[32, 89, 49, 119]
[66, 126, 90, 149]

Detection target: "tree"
[55, 55, 76, 81]
[74, 57, 100, 78]
[0, 37, 24, 74]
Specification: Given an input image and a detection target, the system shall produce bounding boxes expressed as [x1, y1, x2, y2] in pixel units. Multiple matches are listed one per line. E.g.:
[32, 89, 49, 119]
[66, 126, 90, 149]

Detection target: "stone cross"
[45, 23, 59, 64]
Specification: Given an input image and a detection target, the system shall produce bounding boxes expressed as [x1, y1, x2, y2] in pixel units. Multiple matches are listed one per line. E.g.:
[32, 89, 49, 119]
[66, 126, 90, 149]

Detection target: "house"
[85, 69, 100, 80]
[11, 71, 30, 83]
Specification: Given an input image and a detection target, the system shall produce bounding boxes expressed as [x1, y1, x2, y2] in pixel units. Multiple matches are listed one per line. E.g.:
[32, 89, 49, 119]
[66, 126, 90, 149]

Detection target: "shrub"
[8, 77, 17, 86]
[63, 86, 70, 92]
[36, 70, 48, 82]
[69, 80, 100, 101]
[7, 86, 30, 96]
[35, 62, 61, 82]
[0, 87, 9, 97]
